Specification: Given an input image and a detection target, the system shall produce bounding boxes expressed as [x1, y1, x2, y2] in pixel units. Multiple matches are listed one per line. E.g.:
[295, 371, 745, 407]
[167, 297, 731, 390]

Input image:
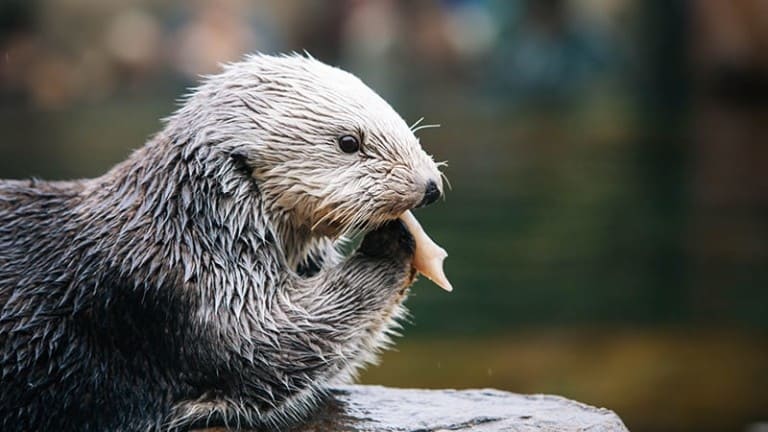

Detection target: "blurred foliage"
[1, 1, 768, 431]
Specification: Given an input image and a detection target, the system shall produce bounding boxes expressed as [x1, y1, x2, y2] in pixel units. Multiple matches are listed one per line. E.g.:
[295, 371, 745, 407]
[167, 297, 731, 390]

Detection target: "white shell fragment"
[400, 211, 453, 292]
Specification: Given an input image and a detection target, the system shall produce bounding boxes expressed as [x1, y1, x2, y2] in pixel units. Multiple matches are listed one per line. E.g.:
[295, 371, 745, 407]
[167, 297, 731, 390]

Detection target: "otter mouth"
[347, 210, 453, 292]
[309, 203, 452, 292]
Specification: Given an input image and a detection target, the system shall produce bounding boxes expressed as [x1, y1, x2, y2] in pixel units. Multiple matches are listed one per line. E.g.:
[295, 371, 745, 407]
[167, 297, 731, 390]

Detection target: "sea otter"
[0, 54, 446, 431]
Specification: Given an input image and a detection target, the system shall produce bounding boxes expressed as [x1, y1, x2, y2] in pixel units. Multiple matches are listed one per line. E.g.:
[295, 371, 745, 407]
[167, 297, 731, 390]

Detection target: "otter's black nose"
[419, 180, 441, 207]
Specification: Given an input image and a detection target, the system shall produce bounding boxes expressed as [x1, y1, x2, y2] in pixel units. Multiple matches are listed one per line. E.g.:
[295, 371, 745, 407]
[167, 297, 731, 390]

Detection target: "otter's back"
[0, 179, 86, 306]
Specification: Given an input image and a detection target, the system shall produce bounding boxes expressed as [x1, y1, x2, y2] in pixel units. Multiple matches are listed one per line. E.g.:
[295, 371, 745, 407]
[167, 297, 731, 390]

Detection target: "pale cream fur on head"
[167, 53, 444, 245]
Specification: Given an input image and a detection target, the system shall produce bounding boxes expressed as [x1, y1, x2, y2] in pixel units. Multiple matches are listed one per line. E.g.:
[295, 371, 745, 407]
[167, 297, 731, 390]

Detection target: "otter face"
[208, 55, 445, 237]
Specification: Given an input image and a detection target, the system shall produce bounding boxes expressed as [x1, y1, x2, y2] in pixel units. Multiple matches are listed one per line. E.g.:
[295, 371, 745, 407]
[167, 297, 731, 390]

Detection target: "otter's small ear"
[230, 149, 253, 176]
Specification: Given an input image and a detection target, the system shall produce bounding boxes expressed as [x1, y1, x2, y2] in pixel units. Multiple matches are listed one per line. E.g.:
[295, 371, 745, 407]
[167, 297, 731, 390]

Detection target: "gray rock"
[287, 385, 629, 432]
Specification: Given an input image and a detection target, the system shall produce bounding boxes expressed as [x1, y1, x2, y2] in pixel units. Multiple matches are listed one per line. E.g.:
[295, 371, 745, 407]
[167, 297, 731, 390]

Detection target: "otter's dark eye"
[338, 135, 360, 153]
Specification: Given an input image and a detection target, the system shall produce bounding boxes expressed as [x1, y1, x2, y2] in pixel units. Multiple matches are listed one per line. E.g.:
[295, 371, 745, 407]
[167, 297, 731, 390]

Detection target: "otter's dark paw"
[359, 219, 415, 260]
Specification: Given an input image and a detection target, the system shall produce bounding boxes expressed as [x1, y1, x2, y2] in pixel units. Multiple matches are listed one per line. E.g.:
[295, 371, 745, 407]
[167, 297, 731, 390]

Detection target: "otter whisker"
[411, 123, 441, 134]
[341, 205, 369, 236]
[311, 194, 365, 234]
[440, 174, 452, 194]
[409, 117, 425, 131]
[340, 200, 378, 238]
[311, 205, 344, 232]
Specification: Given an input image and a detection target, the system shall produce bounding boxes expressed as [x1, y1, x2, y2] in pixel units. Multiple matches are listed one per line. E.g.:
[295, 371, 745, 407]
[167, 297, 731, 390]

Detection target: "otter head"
[183, 54, 445, 239]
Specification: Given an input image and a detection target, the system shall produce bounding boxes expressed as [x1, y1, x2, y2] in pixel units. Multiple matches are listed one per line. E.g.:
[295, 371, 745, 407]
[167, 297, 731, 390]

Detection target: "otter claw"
[400, 211, 453, 292]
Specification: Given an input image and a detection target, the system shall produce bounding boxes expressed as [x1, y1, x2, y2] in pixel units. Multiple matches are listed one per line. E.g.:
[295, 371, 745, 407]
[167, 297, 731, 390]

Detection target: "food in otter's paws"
[400, 210, 452, 292]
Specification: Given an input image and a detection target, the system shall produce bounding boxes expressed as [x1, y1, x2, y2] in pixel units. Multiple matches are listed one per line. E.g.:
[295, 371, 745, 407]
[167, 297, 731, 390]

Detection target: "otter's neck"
[267, 214, 333, 273]
[84, 132, 320, 274]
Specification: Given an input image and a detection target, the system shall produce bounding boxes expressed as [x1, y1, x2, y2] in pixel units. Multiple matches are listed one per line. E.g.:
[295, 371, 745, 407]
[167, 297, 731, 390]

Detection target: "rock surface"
[287, 385, 628, 432]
